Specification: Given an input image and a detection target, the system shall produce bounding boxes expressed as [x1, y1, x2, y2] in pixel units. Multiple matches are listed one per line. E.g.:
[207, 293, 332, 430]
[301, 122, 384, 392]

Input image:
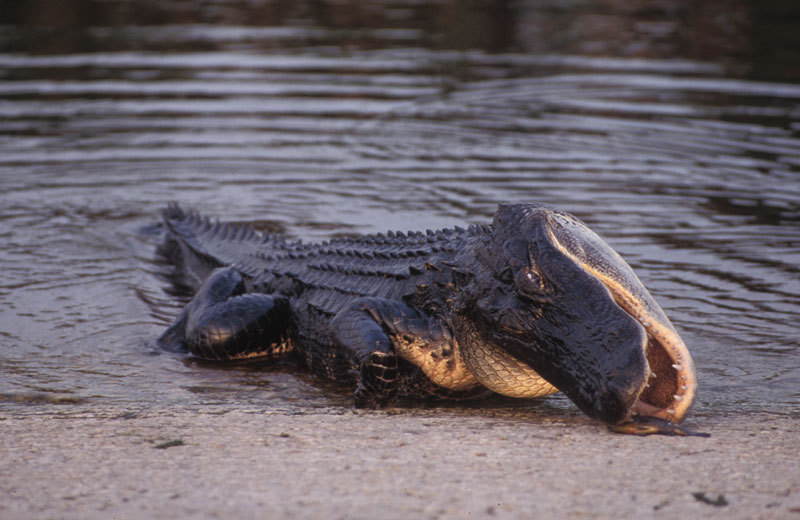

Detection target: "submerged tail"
[157, 203, 271, 292]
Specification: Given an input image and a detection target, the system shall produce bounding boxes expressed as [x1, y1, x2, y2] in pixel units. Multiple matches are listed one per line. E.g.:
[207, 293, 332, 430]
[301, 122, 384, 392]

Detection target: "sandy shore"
[1, 405, 797, 519]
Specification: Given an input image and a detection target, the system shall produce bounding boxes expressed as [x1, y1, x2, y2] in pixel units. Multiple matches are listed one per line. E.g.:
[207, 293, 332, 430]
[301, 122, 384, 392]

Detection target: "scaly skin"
[157, 203, 700, 433]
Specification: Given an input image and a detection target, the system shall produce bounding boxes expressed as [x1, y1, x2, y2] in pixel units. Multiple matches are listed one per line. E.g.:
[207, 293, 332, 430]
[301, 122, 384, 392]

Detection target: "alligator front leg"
[158, 267, 293, 361]
[329, 298, 403, 408]
[330, 297, 471, 408]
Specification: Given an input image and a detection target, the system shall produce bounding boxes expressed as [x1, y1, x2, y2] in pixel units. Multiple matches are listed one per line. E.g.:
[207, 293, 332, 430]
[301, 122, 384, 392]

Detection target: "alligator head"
[453, 203, 697, 425]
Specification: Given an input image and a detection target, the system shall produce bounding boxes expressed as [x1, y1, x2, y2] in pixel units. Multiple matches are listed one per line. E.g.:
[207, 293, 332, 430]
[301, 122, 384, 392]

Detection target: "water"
[1, 0, 798, 419]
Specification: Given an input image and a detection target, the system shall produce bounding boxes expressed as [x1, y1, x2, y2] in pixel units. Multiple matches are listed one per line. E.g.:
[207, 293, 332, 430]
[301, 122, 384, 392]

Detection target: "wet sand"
[1, 406, 797, 519]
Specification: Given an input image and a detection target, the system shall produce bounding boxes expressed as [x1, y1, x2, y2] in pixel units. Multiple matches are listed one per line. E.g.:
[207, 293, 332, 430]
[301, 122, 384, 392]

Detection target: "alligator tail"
[158, 203, 270, 292]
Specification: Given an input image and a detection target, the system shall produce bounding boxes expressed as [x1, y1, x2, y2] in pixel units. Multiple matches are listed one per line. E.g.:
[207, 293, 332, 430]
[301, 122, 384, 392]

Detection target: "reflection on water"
[3, 0, 800, 81]
[0, 0, 798, 418]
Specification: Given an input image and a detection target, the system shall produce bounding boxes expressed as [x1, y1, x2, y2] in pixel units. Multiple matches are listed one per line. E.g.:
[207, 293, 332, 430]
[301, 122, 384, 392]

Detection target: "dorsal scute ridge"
[210, 219, 221, 237]
[180, 212, 483, 254]
[163, 205, 486, 290]
[324, 223, 472, 248]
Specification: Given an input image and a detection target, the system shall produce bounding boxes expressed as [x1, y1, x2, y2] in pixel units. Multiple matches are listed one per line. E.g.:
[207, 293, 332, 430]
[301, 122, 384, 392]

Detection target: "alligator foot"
[353, 351, 398, 408]
[608, 416, 711, 437]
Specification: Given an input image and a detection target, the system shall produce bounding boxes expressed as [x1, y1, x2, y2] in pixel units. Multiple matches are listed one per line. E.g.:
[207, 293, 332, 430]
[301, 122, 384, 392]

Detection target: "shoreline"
[1, 405, 798, 519]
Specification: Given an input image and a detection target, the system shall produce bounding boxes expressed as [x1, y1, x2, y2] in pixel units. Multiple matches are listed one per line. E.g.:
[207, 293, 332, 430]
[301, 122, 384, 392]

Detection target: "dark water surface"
[1, 1, 798, 419]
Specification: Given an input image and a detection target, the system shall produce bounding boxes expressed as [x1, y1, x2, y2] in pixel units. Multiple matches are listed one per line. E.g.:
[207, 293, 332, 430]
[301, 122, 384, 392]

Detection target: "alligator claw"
[353, 383, 396, 409]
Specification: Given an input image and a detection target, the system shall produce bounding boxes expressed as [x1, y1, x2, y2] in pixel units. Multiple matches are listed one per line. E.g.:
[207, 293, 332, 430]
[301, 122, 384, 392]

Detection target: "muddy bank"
[1, 407, 797, 519]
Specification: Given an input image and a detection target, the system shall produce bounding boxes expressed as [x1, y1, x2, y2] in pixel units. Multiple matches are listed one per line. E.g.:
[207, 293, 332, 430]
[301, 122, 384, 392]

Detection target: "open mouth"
[630, 321, 697, 422]
[593, 274, 698, 423]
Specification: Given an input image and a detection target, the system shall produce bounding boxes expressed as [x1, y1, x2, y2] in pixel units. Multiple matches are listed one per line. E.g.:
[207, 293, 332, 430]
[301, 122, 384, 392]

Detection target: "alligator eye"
[514, 268, 546, 301]
[516, 262, 558, 303]
[524, 267, 547, 290]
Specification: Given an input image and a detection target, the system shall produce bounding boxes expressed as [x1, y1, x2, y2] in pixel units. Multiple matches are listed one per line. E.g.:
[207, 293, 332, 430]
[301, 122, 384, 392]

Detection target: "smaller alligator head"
[453, 204, 697, 425]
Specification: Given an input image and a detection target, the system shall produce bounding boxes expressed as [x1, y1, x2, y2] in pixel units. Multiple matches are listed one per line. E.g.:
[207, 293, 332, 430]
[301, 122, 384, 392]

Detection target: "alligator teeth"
[672, 364, 683, 371]
[666, 409, 676, 415]
[673, 395, 683, 402]
[649, 372, 657, 379]
[681, 385, 688, 391]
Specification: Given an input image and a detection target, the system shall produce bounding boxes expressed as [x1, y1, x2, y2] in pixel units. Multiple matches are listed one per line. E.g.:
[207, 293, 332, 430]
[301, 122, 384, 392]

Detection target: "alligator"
[157, 203, 701, 435]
